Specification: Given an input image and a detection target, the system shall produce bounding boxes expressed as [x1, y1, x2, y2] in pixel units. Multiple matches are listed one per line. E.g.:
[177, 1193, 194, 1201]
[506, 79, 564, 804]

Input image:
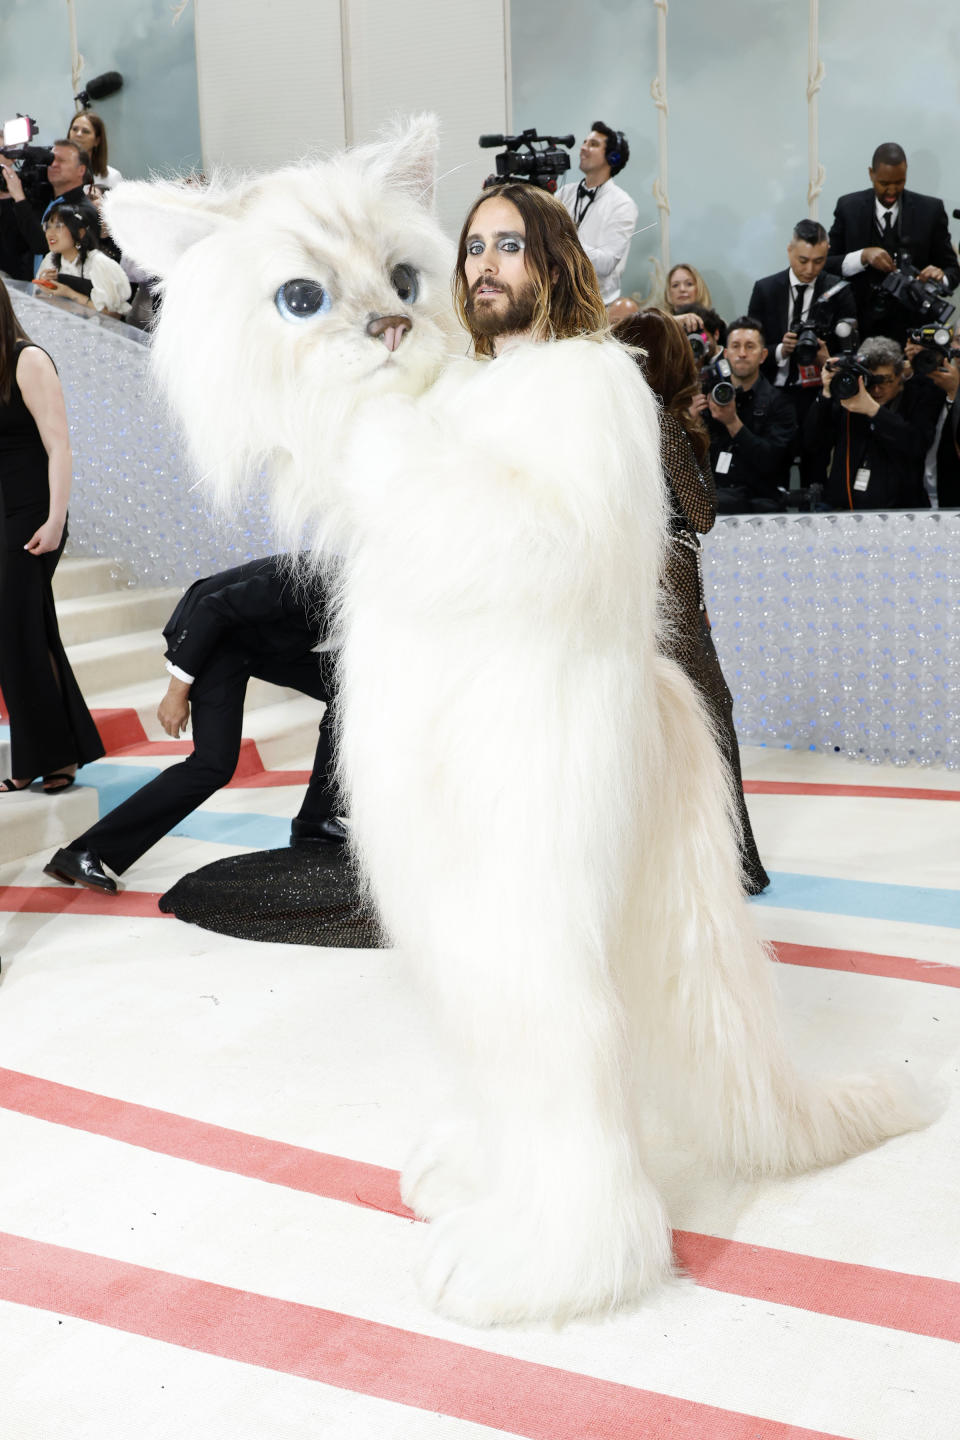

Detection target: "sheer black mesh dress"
[660, 411, 769, 895]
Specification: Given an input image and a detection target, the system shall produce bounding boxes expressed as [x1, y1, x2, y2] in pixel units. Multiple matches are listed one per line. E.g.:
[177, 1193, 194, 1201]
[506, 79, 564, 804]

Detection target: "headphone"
[606, 130, 626, 169]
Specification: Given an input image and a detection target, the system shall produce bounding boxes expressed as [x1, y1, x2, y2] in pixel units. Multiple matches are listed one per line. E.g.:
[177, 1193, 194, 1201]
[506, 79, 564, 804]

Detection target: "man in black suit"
[44, 556, 343, 894]
[826, 142, 959, 343]
[749, 219, 859, 487]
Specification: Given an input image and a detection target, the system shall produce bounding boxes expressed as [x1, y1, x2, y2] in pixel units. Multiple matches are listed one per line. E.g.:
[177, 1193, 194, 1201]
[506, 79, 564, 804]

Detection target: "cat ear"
[102, 179, 233, 279]
[371, 113, 440, 206]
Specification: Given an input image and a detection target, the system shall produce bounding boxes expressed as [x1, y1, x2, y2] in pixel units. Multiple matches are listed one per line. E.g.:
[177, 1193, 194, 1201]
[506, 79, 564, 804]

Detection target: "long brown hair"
[454, 183, 609, 358]
[665, 262, 712, 312]
[615, 307, 709, 464]
[0, 280, 32, 405]
[68, 110, 108, 175]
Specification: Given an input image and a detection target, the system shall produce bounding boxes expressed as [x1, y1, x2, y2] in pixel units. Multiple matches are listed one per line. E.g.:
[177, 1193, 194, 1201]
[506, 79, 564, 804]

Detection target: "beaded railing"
[7, 283, 276, 587]
[8, 283, 958, 768]
[703, 509, 960, 768]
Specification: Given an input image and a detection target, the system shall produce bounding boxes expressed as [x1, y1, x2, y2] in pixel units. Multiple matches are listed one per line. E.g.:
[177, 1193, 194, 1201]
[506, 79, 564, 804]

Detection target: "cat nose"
[366, 314, 412, 352]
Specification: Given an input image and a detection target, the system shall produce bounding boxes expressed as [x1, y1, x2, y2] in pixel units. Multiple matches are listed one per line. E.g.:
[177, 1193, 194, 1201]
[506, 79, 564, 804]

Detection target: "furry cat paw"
[400, 1125, 479, 1221]
[418, 1194, 673, 1327]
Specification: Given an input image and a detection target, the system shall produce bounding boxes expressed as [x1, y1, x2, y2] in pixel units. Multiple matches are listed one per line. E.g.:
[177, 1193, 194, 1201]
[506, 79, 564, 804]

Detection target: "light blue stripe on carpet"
[75, 763, 292, 850]
[755, 872, 960, 928]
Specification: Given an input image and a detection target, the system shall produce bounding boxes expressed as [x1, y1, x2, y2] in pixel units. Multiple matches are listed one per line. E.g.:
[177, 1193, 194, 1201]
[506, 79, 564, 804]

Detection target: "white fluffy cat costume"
[105, 119, 927, 1327]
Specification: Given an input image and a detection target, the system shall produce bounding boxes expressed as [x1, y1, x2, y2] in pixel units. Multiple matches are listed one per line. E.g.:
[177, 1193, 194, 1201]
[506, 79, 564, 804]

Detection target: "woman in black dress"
[0, 281, 103, 792]
[615, 307, 769, 895]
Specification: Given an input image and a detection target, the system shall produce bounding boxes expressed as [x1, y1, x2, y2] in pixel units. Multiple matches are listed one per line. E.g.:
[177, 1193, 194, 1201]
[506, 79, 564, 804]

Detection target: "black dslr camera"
[479, 129, 574, 193]
[827, 356, 879, 400]
[879, 249, 955, 328]
[701, 356, 735, 405]
[0, 115, 54, 200]
[907, 323, 959, 376]
[792, 280, 854, 367]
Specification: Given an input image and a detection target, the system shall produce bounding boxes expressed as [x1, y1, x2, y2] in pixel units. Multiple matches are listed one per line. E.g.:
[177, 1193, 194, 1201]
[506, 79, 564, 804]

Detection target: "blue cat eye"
[275, 279, 331, 322]
[390, 263, 420, 304]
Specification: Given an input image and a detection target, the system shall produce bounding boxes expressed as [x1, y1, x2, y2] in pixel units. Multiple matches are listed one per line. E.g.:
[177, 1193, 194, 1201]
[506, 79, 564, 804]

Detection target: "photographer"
[826, 143, 959, 342]
[673, 303, 726, 363]
[906, 329, 960, 507]
[697, 316, 797, 513]
[804, 336, 943, 510]
[0, 139, 93, 262]
[556, 122, 638, 304]
[748, 218, 858, 485]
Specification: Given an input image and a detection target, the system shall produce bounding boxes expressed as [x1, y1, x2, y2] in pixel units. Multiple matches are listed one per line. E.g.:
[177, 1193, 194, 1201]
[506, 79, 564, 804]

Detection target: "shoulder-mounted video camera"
[478, 129, 574, 193]
[0, 115, 54, 200]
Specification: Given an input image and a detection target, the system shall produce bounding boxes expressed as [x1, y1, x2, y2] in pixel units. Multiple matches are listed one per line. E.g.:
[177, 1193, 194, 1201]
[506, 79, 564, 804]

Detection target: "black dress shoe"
[289, 815, 349, 848]
[44, 847, 118, 894]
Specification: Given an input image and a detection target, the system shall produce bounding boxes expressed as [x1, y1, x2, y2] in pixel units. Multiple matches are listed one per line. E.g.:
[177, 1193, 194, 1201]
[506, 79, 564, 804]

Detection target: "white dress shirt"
[38, 248, 132, 314]
[842, 199, 900, 277]
[556, 178, 639, 303]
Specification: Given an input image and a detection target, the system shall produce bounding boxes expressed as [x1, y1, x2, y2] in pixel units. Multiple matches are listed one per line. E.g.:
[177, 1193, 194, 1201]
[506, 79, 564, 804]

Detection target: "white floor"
[1, 745, 958, 1440]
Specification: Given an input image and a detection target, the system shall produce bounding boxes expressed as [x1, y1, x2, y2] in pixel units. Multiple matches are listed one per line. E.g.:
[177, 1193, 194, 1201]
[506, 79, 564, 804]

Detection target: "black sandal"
[0, 777, 35, 793]
[41, 771, 77, 793]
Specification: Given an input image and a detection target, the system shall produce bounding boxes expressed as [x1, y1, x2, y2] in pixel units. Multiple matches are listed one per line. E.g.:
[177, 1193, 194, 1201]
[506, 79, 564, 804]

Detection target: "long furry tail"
[628, 657, 932, 1177]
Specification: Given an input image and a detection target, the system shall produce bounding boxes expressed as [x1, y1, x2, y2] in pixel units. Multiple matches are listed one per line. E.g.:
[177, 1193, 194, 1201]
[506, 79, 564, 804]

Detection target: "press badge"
[715, 451, 733, 474]
[854, 467, 871, 492]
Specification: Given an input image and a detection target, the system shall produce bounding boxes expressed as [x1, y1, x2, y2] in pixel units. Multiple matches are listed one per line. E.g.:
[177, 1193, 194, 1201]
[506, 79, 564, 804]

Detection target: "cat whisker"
[419, 160, 474, 199]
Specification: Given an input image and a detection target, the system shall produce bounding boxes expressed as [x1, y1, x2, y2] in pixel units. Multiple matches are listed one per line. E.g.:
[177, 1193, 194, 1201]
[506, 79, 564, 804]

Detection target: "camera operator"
[0, 139, 94, 262]
[695, 316, 797, 513]
[826, 143, 959, 342]
[556, 122, 638, 304]
[748, 219, 858, 486]
[804, 336, 943, 510]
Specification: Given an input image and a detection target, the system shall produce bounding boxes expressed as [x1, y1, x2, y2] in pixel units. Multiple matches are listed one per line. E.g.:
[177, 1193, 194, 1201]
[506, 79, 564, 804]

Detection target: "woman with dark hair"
[67, 110, 122, 189]
[615, 306, 768, 894]
[34, 200, 130, 317]
[0, 281, 104, 792]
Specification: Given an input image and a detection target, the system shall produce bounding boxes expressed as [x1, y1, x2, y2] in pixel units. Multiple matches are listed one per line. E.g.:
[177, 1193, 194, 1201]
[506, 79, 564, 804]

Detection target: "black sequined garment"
[660, 412, 770, 895]
[159, 845, 384, 948]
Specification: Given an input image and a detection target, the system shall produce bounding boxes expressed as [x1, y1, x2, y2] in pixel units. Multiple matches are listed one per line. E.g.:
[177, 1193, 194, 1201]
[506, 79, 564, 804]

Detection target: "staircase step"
[84, 677, 308, 744]
[66, 629, 168, 697]
[52, 557, 131, 601]
[239, 695, 327, 770]
[56, 587, 181, 646]
[0, 781, 101, 866]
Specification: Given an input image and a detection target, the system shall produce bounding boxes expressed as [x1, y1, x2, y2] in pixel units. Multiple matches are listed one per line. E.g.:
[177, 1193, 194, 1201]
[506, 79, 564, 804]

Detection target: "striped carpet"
[0, 739, 957, 1440]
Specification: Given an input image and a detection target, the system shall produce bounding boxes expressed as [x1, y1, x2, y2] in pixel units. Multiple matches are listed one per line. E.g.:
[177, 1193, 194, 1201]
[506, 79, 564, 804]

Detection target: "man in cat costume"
[102, 119, 927, 1328]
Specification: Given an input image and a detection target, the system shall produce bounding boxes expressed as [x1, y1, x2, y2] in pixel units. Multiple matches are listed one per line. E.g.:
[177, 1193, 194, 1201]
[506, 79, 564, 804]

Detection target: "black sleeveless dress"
[0, 340, 104, 778]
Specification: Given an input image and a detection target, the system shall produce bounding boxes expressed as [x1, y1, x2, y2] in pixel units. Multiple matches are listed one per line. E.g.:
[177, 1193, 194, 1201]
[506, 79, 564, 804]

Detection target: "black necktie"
[787, 284, 808, 385]
[882, 210, 894, 247]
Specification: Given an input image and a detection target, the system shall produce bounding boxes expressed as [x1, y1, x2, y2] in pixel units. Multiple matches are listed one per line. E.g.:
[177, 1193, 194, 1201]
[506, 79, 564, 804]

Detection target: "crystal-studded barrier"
[8, 283, 959, 769]
[7, 283, 276, 589]
[703, 510, 960, 769]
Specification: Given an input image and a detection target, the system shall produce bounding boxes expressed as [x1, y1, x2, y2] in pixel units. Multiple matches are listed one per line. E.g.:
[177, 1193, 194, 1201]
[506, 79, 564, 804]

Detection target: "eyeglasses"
[870, 373, 898, 387]
[43, 221, 66, 232]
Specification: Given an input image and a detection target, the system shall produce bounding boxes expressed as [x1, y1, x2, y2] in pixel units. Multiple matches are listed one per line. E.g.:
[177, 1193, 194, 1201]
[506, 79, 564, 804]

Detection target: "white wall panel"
[194, 0, 346, 175]
[342, 0, 509, 237]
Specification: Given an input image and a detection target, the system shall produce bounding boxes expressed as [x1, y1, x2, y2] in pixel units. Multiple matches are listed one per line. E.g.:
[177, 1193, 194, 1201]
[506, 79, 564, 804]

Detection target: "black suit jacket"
[164, 556, 331, 680]
[935, 391, 960, 508]
[826, 188, 959, 337]
[748, 268, 859, 384]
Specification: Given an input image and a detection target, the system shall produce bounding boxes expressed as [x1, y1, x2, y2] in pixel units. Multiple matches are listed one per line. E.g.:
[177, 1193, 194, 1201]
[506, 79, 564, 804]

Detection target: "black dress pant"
[74, 642, 336, 875]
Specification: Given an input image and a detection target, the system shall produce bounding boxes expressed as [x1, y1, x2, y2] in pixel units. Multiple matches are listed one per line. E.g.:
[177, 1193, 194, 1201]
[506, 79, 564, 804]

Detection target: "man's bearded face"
[463, 195, 538, 341]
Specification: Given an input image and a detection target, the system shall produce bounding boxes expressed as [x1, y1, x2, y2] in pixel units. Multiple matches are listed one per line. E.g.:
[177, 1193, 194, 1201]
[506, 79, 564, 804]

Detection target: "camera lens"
[711, 380, 735, 405]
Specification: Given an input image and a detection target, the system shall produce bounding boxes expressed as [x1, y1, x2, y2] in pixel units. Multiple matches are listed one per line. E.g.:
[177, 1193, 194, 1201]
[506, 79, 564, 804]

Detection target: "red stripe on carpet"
[0, 887, 167, 918]
[0, 1068, 410, 1219]
[672, 1231, 960, 1343]
[771, 940, 960, 989]
[91, 707, 149, 752]
[743, 779, 960, 801]
[2, 1067, 957, 1341]
[0, 1231, 852, 1440]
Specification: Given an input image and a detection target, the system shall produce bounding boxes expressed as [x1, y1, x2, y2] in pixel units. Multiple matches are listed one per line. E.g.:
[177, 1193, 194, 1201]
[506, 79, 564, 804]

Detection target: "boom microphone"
[74, 71, 124, 108]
